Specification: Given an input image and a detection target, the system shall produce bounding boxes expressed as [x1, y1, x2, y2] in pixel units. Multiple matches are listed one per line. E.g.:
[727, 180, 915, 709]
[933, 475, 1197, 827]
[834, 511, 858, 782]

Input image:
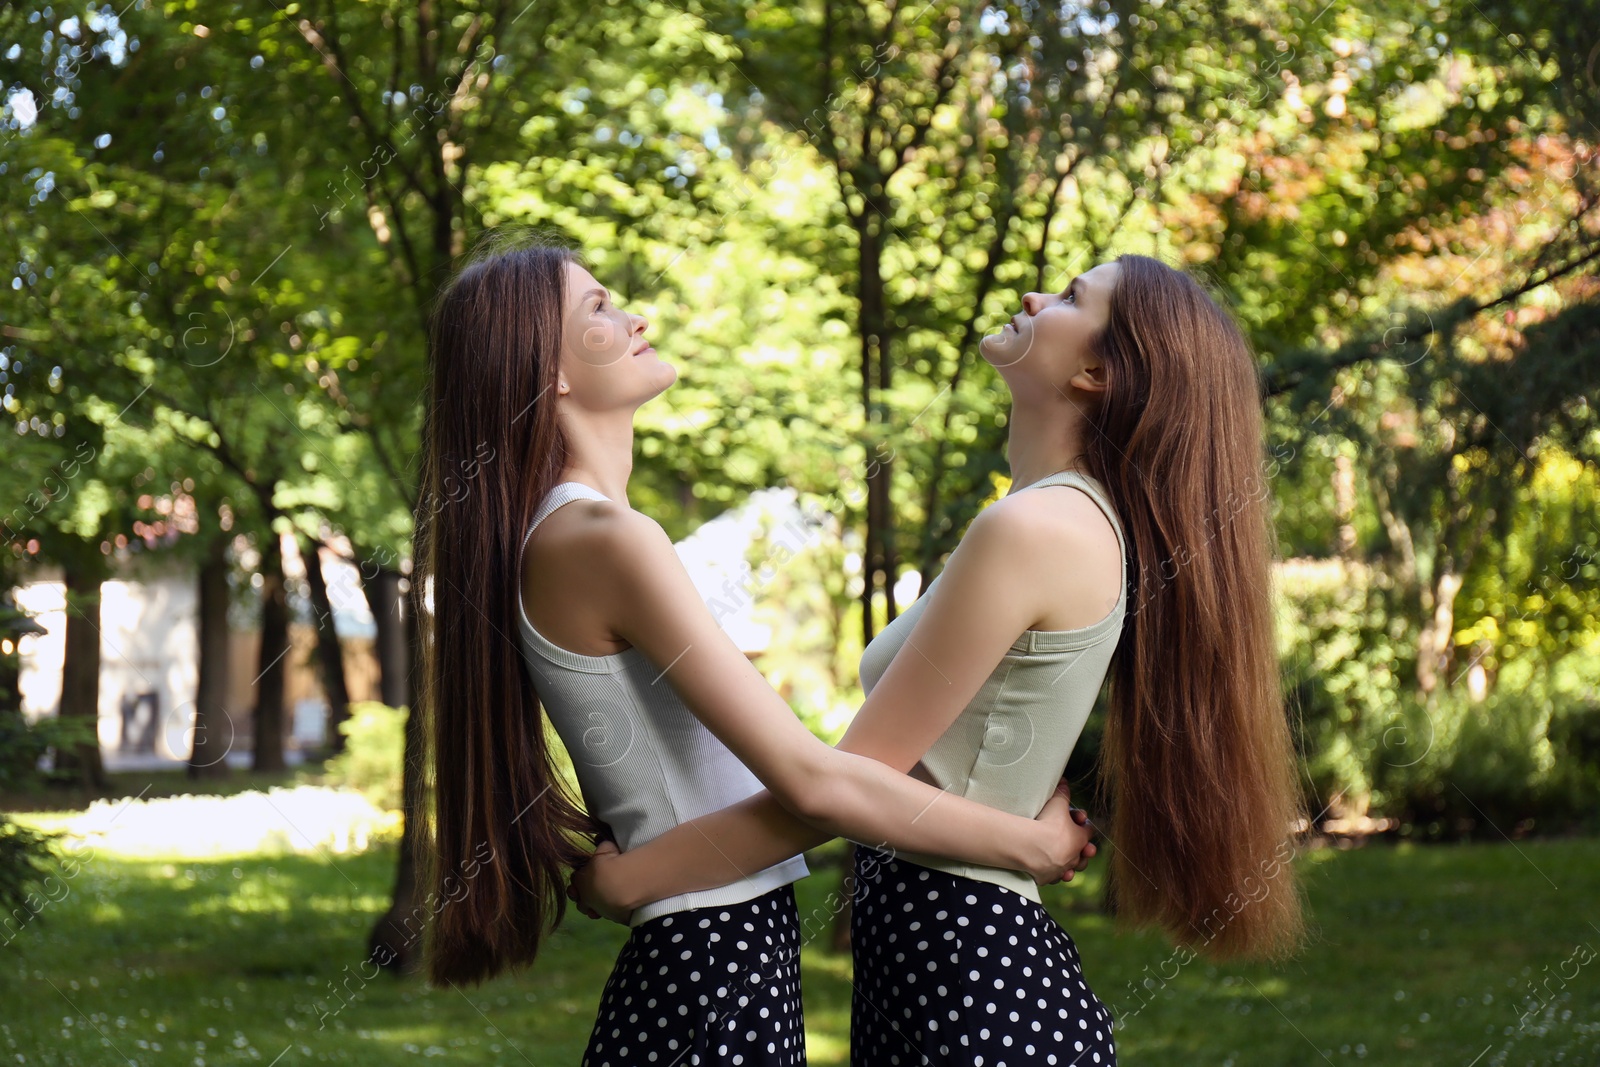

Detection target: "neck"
[559, 407, 636, 502]
[1005, 390, 1090, 495]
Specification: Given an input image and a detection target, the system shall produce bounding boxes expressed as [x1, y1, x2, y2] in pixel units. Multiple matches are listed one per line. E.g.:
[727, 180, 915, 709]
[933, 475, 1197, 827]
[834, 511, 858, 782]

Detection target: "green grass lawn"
[2, 827, 1596, 1066]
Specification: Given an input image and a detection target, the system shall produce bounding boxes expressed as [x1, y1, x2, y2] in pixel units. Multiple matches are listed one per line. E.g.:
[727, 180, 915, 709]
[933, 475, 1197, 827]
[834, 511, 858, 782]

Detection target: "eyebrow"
[581, 287, 609, 302]
[1066, 276, 1080, 298]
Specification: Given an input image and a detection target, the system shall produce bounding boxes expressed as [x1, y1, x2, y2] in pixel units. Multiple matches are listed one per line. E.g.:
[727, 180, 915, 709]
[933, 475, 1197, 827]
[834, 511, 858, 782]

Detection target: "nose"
[1021, 292, 1046, 315]
[631, 311, 649, 334]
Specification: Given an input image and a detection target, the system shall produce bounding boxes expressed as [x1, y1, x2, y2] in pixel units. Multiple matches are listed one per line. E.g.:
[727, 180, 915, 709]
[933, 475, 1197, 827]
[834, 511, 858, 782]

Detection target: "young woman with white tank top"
[576, 254, 1310, 1065]
[415, 236, 1097, 1067]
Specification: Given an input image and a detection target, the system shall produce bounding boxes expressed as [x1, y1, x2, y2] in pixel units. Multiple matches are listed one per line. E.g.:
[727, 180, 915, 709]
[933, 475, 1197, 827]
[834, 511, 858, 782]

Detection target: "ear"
[556, 372, 571, 396]
[1070, 359, 1108, 395]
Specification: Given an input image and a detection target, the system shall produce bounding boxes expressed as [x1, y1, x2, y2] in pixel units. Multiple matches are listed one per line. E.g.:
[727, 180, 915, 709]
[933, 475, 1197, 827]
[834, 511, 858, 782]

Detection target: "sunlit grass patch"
[12, 785, 402, 861]
[1, 831, 1596, 1065]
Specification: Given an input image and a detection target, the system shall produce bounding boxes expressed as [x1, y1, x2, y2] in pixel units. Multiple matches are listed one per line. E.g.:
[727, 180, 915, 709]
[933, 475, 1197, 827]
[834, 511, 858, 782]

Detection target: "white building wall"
[15, 572, 199, 760]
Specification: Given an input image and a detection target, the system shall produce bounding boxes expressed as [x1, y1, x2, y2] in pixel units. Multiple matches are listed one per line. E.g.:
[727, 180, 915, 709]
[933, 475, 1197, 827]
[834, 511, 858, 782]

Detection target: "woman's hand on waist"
[568, 838, 635, 925]
[1028, 778, 1098, 885]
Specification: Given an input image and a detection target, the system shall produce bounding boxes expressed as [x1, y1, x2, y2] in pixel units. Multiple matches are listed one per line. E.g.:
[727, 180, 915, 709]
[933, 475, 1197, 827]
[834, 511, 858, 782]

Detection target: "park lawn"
[1, 830, 1596, 1066]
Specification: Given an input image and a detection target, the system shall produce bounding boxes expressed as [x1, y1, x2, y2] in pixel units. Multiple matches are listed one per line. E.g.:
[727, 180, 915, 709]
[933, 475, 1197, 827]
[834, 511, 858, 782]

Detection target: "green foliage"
[0, 585, 58, 918]
[1279, 550, 1600, 835]
[0, 817, 59, 927]
[0, 592, 95, 793]
[321, 702, 407, 812]
[1546, 701, 1600, 819]
[0, 730, 36, 799]
[2, 0, 1598, 842]
[1375, 690, 1549, 835]
[1277, 557, 1403, 811]
[0, 711, 95, 793]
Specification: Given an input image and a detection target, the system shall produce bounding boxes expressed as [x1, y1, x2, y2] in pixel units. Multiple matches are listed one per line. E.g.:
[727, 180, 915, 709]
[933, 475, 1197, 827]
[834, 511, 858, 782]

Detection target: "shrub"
[1372, 690, 1600, 838]
[322, 702, 407, 812]
[0, 706, 48, 793]
[1275, 557, 1401, 820]
[0, 818, 58, 932]
[0, 591, 61, 921]
[1544, 700, 1600, 831]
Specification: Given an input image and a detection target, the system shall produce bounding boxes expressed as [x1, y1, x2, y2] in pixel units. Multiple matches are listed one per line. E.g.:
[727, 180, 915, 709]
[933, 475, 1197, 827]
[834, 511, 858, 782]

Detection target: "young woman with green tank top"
[575, 253, 1310, 1065]
[412, 234, 1101, 1067]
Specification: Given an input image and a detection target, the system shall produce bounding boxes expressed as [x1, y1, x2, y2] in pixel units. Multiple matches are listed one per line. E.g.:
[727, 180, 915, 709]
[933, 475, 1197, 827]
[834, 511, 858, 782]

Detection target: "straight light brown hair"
[1086, 254, 1308, 961]
[415, 233, 601, 987]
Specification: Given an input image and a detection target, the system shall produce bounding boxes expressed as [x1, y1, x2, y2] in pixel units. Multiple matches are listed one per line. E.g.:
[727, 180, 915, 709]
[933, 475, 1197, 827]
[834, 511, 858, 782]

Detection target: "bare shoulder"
[528, 496, 672, 568]
[960, 484, 1123, 628]
[520, 496, 681, 653]
[970, 483, 1120, 561]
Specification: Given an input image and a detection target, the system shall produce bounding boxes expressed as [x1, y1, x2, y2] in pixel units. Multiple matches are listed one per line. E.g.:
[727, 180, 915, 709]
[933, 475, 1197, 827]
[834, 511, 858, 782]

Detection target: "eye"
[1064, 288, 1076, 305]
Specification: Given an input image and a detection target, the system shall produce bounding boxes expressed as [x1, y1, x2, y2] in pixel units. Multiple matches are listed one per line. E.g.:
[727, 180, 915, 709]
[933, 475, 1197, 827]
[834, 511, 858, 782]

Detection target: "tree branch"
[1262, 239, 1600, 397]
[294, 9, 431, 202]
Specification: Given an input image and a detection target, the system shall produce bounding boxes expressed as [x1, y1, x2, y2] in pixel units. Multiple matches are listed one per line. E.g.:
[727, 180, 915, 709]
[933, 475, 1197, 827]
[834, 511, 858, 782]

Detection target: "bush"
[321, 702, 407, 812]
[0, 591, 61, 921]
[1371, 690, 1600, 838]
[1544, 700, 1600, 830]
[1275, 557, 1402, 820]
[0, 707, 49, 792]
[0, 817, 58, 929]
[0, 711, 98, 793]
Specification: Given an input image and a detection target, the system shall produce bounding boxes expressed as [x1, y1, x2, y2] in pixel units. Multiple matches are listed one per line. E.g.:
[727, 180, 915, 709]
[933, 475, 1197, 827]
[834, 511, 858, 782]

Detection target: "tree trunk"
[856, 206, 896, 642]
[57, 554, 107, 791]
[367, 569, 424, 974]
[875, 261, 897, 628]
[842, 196, 893, 953]
[302, 536, 351, 754]
[189, 533, 234, 779]
[1417, 569, 1464, 694]
[252, 529, 290, 772]
[366, 565, 410, 708]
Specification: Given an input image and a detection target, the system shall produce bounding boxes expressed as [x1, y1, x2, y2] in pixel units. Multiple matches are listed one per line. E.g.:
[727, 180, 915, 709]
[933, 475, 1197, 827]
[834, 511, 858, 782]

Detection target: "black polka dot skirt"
[582, 883, 807, 1067]
[849, 847, 1116, 1066]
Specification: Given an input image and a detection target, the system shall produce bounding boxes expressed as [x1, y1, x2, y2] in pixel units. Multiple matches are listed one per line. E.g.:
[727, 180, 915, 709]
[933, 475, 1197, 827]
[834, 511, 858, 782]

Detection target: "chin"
[644, 359, 677, 398]
[978, 332, 1005, 365]
[980, 332, 1031, 374]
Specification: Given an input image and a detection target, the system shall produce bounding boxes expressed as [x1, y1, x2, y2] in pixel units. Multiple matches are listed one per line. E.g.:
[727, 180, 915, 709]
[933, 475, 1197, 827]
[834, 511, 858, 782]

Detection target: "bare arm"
[573, 782, 1096, 921]
[574, 495, 1102, 914]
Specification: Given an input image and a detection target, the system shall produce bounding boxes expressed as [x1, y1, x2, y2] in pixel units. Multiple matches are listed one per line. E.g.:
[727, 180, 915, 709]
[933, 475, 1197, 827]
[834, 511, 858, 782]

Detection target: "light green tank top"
[857, 468, 1128, 902]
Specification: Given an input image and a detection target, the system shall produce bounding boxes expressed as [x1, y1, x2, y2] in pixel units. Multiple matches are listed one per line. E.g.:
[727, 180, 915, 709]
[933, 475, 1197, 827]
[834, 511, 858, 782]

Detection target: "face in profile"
[556, 262, 675, 412]
[980, 260, 1119, 400]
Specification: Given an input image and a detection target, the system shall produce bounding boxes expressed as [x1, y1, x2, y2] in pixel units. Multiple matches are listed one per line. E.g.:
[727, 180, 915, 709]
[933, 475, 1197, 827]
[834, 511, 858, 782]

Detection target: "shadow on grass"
[2, 836, 1597, 1065]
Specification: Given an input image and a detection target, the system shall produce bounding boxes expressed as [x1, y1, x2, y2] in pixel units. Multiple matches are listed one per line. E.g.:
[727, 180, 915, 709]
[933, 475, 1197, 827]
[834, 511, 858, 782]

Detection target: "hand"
[568, 839, 634, 925]
[1027, 778, 1098, 886]
[1059, 780, 1099, 880]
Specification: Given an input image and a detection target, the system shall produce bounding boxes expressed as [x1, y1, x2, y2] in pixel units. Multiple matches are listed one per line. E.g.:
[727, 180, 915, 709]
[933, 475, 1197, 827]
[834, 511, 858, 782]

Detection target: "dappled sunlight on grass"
[1, 832, 1596, 1065]
[14, 786, 403, 861]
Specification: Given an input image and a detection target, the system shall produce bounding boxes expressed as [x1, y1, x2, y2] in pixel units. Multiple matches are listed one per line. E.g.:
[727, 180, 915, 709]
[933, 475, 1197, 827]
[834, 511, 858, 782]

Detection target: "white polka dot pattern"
[582, 884, 807, 1066]
[849, 848, 1117, 1066]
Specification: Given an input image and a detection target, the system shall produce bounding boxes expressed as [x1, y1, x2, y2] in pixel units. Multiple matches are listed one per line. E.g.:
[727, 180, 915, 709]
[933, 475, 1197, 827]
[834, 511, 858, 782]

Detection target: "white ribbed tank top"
[858, 469, 1129, 903]
[515, 481, 808, 924]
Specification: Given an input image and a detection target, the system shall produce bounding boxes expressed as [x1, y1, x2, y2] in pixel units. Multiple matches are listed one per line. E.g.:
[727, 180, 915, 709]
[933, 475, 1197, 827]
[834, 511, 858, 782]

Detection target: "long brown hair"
[415, 232, 600, 987]
[1085, 254, 1307, 961]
